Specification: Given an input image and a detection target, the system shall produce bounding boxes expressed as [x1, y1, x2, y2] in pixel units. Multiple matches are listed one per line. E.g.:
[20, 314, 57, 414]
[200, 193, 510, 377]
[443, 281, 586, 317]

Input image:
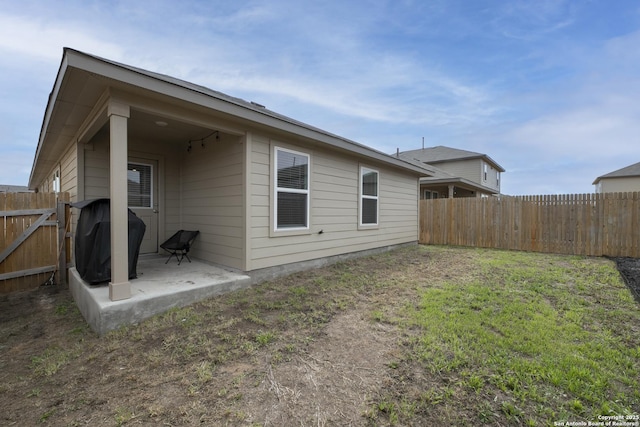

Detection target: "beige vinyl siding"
[163, 152, 181, 240]
[180, 134, 244, 269]
[380, 169, 420, 235]
[37, 141, 78, 198]
[60, 143, 78, 200]
[437, 159, 481, 185]
[599, 177, 640, 193]
[249, 134, 271, 241]
[83, 143, 110, 199]
[437, 158, 500, 192]
[249, 138, 418, 270]
[315, 154, 358, 231]
[483, 162, 500, 191]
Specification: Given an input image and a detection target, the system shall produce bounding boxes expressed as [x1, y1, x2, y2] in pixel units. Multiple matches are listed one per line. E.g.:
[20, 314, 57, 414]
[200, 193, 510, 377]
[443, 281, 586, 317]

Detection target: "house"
[396, 145, 505, 198]
[28, 48, 427, 302]
[593, 161, 640, 193]
[0, 185, 31, 193]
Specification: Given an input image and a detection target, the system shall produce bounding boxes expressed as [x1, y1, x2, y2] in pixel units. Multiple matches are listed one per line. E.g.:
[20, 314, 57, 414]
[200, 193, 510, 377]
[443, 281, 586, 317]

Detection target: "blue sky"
[1, 0, 639, 195]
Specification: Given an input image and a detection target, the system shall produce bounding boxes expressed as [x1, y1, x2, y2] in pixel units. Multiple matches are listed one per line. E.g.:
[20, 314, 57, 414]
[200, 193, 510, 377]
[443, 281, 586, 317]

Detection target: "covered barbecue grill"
[72, 199, 146, 284]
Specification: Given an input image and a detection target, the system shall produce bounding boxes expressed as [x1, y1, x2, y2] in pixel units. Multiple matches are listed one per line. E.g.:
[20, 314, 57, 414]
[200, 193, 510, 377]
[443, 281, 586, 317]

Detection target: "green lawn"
[369, 247, 640, 425]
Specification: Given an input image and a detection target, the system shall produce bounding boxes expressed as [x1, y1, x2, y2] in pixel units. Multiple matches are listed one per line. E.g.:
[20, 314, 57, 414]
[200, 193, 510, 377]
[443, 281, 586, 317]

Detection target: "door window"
[127, 162, 153, 208]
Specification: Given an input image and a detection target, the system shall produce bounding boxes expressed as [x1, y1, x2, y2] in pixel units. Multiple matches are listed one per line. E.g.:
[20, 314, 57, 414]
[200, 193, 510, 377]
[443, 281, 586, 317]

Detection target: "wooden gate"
[0, 192, 71, 293]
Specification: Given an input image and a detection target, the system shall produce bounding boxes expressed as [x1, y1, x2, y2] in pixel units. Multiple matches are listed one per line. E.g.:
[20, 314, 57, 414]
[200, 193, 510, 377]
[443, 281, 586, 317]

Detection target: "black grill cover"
[72, 199, 146, 285]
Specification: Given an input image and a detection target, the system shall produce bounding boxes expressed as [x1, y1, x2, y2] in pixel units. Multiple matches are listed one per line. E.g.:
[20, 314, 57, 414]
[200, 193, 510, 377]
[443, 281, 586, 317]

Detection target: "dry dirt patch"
[242, 311, 398, 426]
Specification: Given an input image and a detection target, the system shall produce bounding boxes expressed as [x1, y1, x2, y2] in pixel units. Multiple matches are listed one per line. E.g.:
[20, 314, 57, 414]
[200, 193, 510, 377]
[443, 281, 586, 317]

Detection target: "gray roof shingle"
[593, 161, 640, 184]
[397, 145, 505, 172]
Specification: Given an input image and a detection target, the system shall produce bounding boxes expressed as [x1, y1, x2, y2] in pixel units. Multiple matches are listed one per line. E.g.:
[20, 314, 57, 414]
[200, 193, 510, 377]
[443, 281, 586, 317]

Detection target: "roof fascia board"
[593, 174, 640, 185]
[29, 54, 70, 187]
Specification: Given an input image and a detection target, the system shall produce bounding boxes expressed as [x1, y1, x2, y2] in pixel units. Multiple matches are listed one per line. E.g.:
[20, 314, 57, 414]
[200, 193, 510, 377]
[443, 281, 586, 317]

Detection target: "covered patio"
[69, 255, 252, 335]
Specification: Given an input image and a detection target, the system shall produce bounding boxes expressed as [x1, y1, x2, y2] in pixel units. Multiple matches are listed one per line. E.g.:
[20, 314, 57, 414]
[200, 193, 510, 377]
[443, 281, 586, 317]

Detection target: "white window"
[274, 147, 309, 230]
[52, 170, 60, 193]
[484, 163, 488, 181]
[424, 190, 438, 200]
[127, 162, 153, 208]
[360, 167, 379, 226]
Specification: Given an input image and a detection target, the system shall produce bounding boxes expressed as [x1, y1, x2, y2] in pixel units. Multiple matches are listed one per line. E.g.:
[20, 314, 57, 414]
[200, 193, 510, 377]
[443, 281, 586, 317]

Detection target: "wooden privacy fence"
[0, 192, 71, 293]
[420, 192, 640, 258]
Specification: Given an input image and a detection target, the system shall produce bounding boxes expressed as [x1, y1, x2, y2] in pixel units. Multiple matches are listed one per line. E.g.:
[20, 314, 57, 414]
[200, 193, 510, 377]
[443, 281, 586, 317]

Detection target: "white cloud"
[510, 108, 638, 159]
[492, 0, 576, 40]
[186, 49, 498, 130]
[0, 13, 124, 63]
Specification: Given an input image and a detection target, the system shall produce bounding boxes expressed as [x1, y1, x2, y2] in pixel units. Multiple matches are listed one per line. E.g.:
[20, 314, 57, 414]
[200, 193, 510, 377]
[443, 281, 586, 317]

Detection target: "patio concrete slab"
[69, 256, 251, 335]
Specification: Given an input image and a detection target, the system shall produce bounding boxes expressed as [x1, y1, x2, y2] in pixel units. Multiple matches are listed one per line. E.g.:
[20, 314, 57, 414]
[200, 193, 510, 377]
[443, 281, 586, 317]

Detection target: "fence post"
[57, 200, 67, 286]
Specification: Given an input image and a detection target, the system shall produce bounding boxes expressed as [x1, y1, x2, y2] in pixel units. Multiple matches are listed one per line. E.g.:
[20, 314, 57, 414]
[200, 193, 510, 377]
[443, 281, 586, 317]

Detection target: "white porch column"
[108, 101, 131, 301]
[448, 185, 455, 198]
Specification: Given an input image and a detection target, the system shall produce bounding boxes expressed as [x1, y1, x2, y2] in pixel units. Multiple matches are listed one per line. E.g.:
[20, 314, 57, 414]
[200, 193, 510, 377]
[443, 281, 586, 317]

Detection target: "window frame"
[52, 169, 60, 193]
[424, 190, 438, 200]
[273, 146, 311, 233]
[359, 166, 379, 228]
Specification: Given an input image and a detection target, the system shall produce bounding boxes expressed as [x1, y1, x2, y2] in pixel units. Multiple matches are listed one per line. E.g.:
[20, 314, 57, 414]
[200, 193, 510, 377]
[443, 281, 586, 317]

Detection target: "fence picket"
[419, 192, 639, 258]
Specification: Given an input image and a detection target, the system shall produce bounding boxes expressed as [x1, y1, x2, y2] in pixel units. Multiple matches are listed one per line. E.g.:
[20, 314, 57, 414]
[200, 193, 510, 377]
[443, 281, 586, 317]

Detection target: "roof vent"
[250, 101, 265, 108]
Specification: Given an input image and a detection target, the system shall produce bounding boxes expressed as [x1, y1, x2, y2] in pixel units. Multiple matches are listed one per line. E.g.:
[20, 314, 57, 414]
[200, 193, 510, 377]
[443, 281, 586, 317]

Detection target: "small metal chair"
[160, 230, 199, 265]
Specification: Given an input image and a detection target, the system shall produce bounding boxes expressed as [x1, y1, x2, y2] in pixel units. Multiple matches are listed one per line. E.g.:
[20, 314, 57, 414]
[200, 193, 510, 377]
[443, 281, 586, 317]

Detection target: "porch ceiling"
[420, 177, 499, 195]
[29, 66, 215, 188]
[127, 109, 217, 145]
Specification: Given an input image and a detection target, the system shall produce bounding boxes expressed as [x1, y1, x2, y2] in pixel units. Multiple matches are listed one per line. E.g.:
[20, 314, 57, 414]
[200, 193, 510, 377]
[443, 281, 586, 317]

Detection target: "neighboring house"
[28, 48, 427, 301]
[593, 161, 640, 193]
[396, 146, 505, 198]
[0, 185, 31, 193]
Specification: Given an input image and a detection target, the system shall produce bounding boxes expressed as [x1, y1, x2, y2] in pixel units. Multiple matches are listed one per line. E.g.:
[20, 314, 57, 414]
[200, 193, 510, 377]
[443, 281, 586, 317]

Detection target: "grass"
[2, 245, 639, 426]
[369, 248, 640, 425]
[30, 345, 79, 377]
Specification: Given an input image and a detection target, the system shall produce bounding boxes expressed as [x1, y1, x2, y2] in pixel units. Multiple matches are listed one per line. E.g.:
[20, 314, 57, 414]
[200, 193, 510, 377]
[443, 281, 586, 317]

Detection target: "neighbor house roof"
[0, 185, 31, 193]
[592, 161, 640, 185]
[30, 48, 430, 187]
[398, 145, 506, 172]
